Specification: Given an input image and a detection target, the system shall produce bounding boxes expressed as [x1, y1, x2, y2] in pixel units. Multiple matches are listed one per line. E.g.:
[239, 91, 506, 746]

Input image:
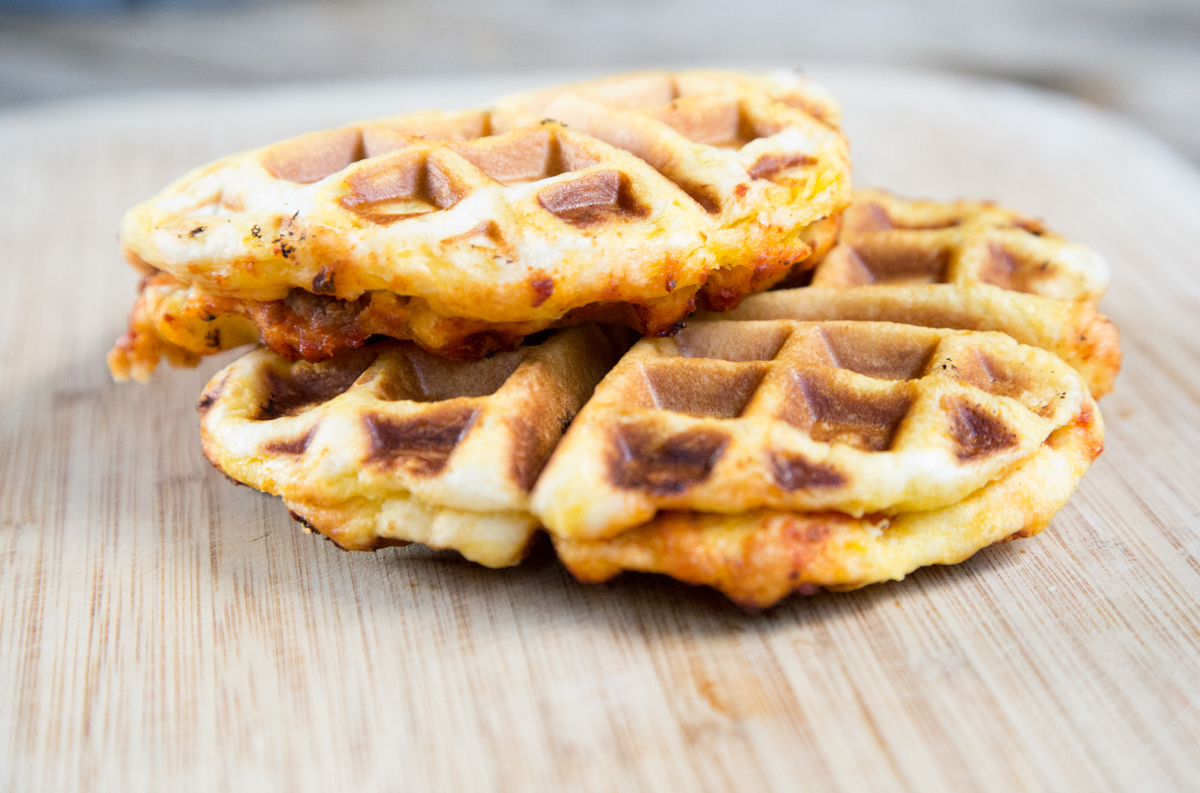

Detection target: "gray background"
[2, 0, 1198, 162]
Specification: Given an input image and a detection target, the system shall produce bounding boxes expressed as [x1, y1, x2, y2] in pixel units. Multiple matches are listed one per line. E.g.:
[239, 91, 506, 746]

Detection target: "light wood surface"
[2, 66, 1199, 792]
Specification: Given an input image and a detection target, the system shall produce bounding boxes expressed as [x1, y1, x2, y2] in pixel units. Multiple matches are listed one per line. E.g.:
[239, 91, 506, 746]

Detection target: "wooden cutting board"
[2, 66, 1199, 792]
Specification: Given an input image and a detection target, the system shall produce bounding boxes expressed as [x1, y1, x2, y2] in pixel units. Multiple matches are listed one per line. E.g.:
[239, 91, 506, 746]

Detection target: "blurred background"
[0, 0, 1197, 162]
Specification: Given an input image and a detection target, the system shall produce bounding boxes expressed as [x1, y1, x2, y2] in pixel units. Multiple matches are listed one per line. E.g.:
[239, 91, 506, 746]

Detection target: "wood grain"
[2, 67, 1199, 792]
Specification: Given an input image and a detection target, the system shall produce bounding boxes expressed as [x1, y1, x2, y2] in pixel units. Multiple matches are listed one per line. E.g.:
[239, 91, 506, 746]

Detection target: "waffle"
[490, 70, 849, 309]
[718, 286, 1120, 398]
[714, 190, 1120, 397]
[531, 320, 1094, 540]
[804, 189, 1107, 299]
[197, 325, 628, 567]
[552, 413, 1104, 608]
[111, 69, 850, 379]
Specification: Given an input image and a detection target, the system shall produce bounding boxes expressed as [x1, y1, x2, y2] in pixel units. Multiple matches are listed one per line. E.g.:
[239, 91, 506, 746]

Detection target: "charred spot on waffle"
[780, 374, 913, 452]
[363, 406, 478, 476]
[671, 175, 722, 214]
[769, 451, 846, 491]
[608, 425, 729, 495]
[747, 152, 815, 180]
[537, 170, 649, 227]
[507, 411, 568, 493]
[288, 509, 317, 532]
[257, 361, 371, 420]
[311, 268, 337, 295]
[263, 425, 318, 455]
[946, 398, 1017, 461]
[197, 375, 226, 416]
[197, 392, 217, 415]
[529, 276, 554, 307]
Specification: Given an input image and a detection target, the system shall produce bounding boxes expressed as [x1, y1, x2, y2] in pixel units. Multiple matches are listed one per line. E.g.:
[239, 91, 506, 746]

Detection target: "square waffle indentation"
[643, 95, 743, 148]
[261, 128, 365, 185]
[641, 361, 767, 418]
[844, 198, 963, 233]
[256, 356, 375, 420]
[340, 149, 464, 223]
[950, 346, 1062, 417]
[607, 422, 730, 495]
[648, 97, 795, 155]
[673, 323, 790, 362]
[451, 128, 599, 186]
[952, 348, 1031, 401]
[538, 169, 649, 227]
[370, 347, 525, 403]
[819, 324, 940, 381]
[778, 371, 914, 452]
[363, 404, 480, 477]
[850, 239, 951, 285]
[362, 110, 491, 157]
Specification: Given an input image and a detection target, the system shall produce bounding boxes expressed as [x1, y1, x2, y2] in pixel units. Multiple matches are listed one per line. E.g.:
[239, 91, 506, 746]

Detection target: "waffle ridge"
[531, 319, 1094, 539]
[198, 324, 627, 566]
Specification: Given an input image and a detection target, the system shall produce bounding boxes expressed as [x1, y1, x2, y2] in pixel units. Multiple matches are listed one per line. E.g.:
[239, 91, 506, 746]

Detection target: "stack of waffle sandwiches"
[111, 71, 1119, 608]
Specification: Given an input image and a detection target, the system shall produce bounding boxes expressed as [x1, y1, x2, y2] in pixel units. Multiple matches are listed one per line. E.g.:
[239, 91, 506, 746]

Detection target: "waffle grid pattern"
[532, 320, 1093, 539]
[551, 415, 1104, 608]
[807, 189, 1108, 300]
[198, 324, 625, 564]
[717, 190, 1122, 397]
[111, 71, 850, 379]
[120, 70, 849, 330]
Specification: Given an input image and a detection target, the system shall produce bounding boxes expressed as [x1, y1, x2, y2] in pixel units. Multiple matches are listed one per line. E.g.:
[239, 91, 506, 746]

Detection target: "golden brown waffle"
[805, 188, 1107, 299]
[710, 190, 1121, 397]
[552, 413, 1104, 608]
[197, 325, 627, 567]
[491, 70, 849, 309]
[111, 70, 849, 380]
[531, 320, 1094, 540]
[717, 286, 1120, 398]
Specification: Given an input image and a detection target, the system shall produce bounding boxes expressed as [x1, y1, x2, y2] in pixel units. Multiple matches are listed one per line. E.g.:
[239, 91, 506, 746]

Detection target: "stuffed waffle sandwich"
[535, 320, 1104, 607]
[197, 324, 630, 567]
[109, 70, 850, 381]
